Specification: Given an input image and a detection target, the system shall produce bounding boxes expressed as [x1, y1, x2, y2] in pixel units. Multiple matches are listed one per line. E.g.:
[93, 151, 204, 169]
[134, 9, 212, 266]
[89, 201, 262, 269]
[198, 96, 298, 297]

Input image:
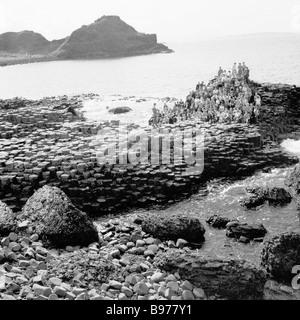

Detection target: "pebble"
[144, 250, 155, 258]
[33, 284, 52, 297]
[136, 240, 146, 248]
[53, 286, 67, 298]
[8, 233, 18, 242]
[110, 249, 121, 259]
[1, 238, 10, 247]
[193, 288, 205, 299]
[148, 244, 159, 253]
[65, 292, 76, 300]
[118, 293, 129, 300]
[176, 239, 188, 248]
[167, 240, 176, 248]
[182, 290, 195, 300]
[165, 288, 176, 300]
[151, 272, 164, 283]
[49, 277, 62, 287]
[75, 293, 90, 300]
[36, 247, 49, 256]
[19, 260, 30, 268]
[165, 274, 177, 282]
[121, 286, 133, 298]
[133, 282, 149, 295]
[109, 280, 122, 290]
[181, 280, 194, 291]
[126, 242, 135, 249]
[158, 286, 167, 297]
[167, 281, 179, 293]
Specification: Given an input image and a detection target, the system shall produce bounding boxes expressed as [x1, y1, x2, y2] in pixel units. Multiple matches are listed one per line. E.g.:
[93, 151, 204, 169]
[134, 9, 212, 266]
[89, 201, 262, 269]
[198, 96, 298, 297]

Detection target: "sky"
[0, 0, 299, 42]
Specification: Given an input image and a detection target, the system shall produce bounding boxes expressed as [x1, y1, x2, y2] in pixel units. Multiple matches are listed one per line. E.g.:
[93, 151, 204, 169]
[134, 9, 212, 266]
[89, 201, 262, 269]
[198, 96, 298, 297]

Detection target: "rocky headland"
[0, 16, 173, 67]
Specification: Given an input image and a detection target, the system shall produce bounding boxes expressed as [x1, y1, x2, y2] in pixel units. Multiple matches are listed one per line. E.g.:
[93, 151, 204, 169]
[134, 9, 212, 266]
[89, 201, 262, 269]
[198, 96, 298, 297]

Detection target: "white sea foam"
[281, 139, 300, 156]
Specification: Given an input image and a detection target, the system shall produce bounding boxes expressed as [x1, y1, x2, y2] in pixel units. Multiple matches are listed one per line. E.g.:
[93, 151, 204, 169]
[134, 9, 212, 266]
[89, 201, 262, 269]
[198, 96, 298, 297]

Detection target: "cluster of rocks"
[0, 187, 215, 300]
[241, 187, 292, 209]
[1, 184, 300, 300]
[205, 214, 267, 244]
[0, 93, 297, 217]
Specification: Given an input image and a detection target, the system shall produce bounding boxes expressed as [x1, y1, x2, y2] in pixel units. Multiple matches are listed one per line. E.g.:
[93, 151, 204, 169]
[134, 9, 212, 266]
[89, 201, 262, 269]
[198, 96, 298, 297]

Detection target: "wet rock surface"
[226, 221, 267, 242]
[0, 82, 300, 300]
[260, 232, 300, 282]
[206, 215, 231, 229]
[141, 213, 205, 243]
[155, 249, 267, 300]
[242, 187, 292, 209]
[0, 208, 299, 300]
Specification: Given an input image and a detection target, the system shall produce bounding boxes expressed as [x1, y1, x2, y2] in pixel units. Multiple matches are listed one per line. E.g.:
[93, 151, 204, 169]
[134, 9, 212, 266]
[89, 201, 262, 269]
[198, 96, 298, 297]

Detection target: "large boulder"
[226, 221, 267, 241]
[0, 201, 16, 237]
[141, 213, 205, 243]
[21, 186, 99, 248]
[260, 232, 300, 282]
[155, 249, 267, 300]
[241, 187, 292, 209]
[108, 106, 132, 114]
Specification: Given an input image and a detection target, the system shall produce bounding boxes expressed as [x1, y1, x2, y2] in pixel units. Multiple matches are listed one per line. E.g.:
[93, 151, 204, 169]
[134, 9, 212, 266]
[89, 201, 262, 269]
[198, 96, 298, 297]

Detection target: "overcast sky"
[0, 0, 299, 42]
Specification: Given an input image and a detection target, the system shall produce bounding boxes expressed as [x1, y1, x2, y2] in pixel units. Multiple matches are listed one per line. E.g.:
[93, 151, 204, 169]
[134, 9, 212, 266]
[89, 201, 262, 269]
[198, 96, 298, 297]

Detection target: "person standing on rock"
[238, 63, 243, 79]
[232, 63, 238, 79]
[218, 67, 223, 78]
[255, 93, 261, 108]
[152, 103, 158, 128]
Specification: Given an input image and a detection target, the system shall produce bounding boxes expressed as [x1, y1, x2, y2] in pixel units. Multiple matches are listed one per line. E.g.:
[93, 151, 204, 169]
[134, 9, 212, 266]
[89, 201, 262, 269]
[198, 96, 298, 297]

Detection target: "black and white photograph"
[0, 0, 300, 308]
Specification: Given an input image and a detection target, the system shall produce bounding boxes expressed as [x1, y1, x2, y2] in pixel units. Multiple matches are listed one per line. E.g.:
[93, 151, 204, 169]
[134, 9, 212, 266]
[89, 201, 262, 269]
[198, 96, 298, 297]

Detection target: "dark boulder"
[226, 221, 267, 241]
[267, 187, 292, 205]
[21, 186, 99, 248]
[155, 249, 266, 300]
[260, 232, 300, 282]
[206, 215, 231, 229]
[108, 107, 133, 114]
[141, 213, 205, 243]
[241, 187, 292, 209]
[0, 201, 16, 237]
[241, 194, 265, 209]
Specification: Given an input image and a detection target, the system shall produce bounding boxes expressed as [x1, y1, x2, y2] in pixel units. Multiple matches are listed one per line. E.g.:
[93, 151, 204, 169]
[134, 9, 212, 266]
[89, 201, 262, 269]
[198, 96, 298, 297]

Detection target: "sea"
[1, 32, 300, 268]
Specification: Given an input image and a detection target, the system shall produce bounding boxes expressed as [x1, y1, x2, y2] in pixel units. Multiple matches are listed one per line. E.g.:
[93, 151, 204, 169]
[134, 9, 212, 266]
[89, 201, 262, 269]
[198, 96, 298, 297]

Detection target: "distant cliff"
[0, 16, 173, 66]
[54, 16, 173, 59]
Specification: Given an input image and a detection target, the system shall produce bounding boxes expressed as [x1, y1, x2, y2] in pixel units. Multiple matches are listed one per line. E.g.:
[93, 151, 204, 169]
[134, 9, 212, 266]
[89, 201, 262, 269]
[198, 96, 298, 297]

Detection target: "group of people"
[149, 63, 261, 127]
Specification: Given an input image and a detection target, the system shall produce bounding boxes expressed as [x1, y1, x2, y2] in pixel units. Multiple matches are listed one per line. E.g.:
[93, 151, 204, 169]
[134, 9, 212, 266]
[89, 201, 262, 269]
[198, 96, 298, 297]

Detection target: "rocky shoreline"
[1, 80, 300, 300]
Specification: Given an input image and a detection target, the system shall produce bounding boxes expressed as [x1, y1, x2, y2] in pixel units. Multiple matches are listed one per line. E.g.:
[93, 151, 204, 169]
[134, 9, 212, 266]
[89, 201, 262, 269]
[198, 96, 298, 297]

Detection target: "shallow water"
[131, 167, 300, 266]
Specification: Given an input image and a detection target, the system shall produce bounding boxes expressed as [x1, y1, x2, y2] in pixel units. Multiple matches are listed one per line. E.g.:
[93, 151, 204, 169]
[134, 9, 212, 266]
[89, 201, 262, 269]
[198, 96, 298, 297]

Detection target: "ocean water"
[1, 33, 300, 127]
[0, 33, 299, 101]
